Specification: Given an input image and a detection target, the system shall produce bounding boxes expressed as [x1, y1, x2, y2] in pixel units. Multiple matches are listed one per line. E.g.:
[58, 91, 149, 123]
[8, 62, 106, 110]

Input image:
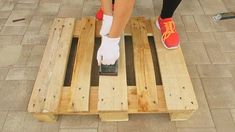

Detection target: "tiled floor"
[0, 0, 235, 132]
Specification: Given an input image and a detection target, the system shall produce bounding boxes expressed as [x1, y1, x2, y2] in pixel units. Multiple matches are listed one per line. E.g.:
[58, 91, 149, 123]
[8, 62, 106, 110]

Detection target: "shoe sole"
[155, 20, 179, 50]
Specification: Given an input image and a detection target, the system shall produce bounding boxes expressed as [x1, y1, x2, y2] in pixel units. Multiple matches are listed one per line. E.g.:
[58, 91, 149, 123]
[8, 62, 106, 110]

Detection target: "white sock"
[99, 15, 113, 36]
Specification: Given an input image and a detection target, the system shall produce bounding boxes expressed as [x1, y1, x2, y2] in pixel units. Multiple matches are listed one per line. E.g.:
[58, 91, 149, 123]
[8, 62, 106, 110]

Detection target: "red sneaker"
[156, 17, 180, 49]
[96, 5, 114, 21]
[96, 8, 104, 20]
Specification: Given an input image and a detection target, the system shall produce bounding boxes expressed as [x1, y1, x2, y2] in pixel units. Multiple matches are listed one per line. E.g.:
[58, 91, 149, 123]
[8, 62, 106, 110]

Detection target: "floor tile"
[132, 7, 155, 18]
[0, 18, 6, 26]
[22, 32, 48, 45]
[60, 115, 99, 129]
[223, 0, 235, 7]
[2, 111, 43, 132]
[0, 68, 8, 80]
[0, 81, 34, 110]
[14, 3, 38, 10]
[26, 45, 45, 67]
[14, 45, 34, 67]
[0, 45, 22, 68]
[59, 129, 97, 132]
[197, 64, 232, 78]
[0, 0, 15, 11]
[202, 78, 235, 108]
[61, 0, 84, 7]
[98, 121, 117, 132]
[199, 0, 228, 15]
[0, 26, 27, 35]
[5, 10, 33, 26]
[231, 109, 235, 122]
[224, 52, 235, 64]
[204, 42, 228, 64]
[213, 32, 235, 52]
[42, 119, 61, 132]
[226, 65, 235, 80]
[182, 15, 199, 32]
[177, 128, 216, 132]
[0, 35, 23, 46]
[35, 3, 60, 16]
[117, 114, 176, 132]
[200, 32, 216, 43]
[211, 109, 235, 132]
[178, 0, 204, 15]
[194, 15, 215, 32]
[186, 32, 203, 42]
[0, 111, 8, 131]
[187, 65, 200, 78]
[0, 11, 11, 19]
[152, 0, 162, 15]
[178, 29, 188, 43]
[6, 67, 38, 80]
[18, 0, 40, 4]
[181, 42, 210, 64]
[58, 7, 82, 18]
[82, 0, 100, 17]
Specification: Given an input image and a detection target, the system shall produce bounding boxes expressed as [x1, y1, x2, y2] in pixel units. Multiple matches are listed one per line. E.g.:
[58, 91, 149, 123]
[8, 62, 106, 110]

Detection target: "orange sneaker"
[156, 17, 180, 49]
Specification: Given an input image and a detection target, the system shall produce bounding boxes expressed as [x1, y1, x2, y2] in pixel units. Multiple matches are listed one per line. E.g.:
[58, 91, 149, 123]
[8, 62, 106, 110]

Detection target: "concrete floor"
[0, 0, 235, 132]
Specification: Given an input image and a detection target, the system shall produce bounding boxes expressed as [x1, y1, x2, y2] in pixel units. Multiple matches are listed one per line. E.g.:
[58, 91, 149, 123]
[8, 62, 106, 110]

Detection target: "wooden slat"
[28, 18, 75, 113]
[59, 86, 167, 114]
[73, 20, 82, 37]
[131, 17, 158, 112]
[44, 18, 75, 112]
[98, 34, 128, 112]
[125, 17, 153, 36]
[68, 17, 96, 112]
[150, 18, 198, 111]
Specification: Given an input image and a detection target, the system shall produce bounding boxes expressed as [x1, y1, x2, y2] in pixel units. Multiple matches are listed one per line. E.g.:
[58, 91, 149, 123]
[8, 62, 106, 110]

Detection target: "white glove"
[97, 35, 120, 65]
[100, 15, 113, 36]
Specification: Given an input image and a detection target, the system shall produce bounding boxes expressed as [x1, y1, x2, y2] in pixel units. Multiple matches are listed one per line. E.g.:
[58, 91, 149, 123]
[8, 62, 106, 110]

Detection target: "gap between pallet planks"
[27, 16, 198, 122]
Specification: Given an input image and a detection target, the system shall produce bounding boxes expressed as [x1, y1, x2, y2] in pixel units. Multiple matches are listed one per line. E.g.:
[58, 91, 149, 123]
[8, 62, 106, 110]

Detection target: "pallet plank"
[73, 20, 82, 37]
[125, 17, 153, 36]
[44, 18, 75, 112]
[69, 17, 96, 112]
[98, 35, 128, 112]
[131, 17, 158, 111]
[150, 18, 198, 112]
[59, 86, 167, 114]
[28, 18, 75, 113]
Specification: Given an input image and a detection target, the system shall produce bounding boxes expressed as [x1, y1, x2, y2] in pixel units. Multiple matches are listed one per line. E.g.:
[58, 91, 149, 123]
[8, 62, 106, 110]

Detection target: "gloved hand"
[97, 35, 120, 65]
[100, 15, 113, 36]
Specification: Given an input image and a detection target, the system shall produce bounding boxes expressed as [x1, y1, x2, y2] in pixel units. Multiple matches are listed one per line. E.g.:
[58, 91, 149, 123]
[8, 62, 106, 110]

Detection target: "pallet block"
[28, 17, 198, 122]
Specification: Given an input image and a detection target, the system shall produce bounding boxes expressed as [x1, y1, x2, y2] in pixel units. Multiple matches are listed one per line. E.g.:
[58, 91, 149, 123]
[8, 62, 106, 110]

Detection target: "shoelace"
[162, 21, 176, 41]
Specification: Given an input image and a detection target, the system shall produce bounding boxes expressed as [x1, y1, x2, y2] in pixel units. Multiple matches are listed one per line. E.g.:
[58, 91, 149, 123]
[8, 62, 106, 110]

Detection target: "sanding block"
[99, 61, 118, 76]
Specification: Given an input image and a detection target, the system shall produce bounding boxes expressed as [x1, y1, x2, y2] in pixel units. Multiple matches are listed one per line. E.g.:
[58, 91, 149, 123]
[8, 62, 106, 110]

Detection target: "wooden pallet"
[28, 17, 198, 122]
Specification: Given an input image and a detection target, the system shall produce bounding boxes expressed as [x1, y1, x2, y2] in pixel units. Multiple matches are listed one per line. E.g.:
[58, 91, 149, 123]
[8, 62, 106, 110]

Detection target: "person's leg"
[96, 0, 115, 20]
[101, 0, 113, 16]
[99, 0, 113, 36]
[97, 0, 135, 65]
[109, 0, 135, 38]
[160, 0, 182, 19]
[157, 0, 182, 49]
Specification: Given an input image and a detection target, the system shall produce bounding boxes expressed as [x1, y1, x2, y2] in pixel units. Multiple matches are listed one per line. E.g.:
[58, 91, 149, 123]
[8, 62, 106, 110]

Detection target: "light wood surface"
[150, 18, 198, 112]
[131, 17, 159, 111]
[98, 35, 128, 112]
[28, 18, 75, 113]
[69, 17, 95, 112]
